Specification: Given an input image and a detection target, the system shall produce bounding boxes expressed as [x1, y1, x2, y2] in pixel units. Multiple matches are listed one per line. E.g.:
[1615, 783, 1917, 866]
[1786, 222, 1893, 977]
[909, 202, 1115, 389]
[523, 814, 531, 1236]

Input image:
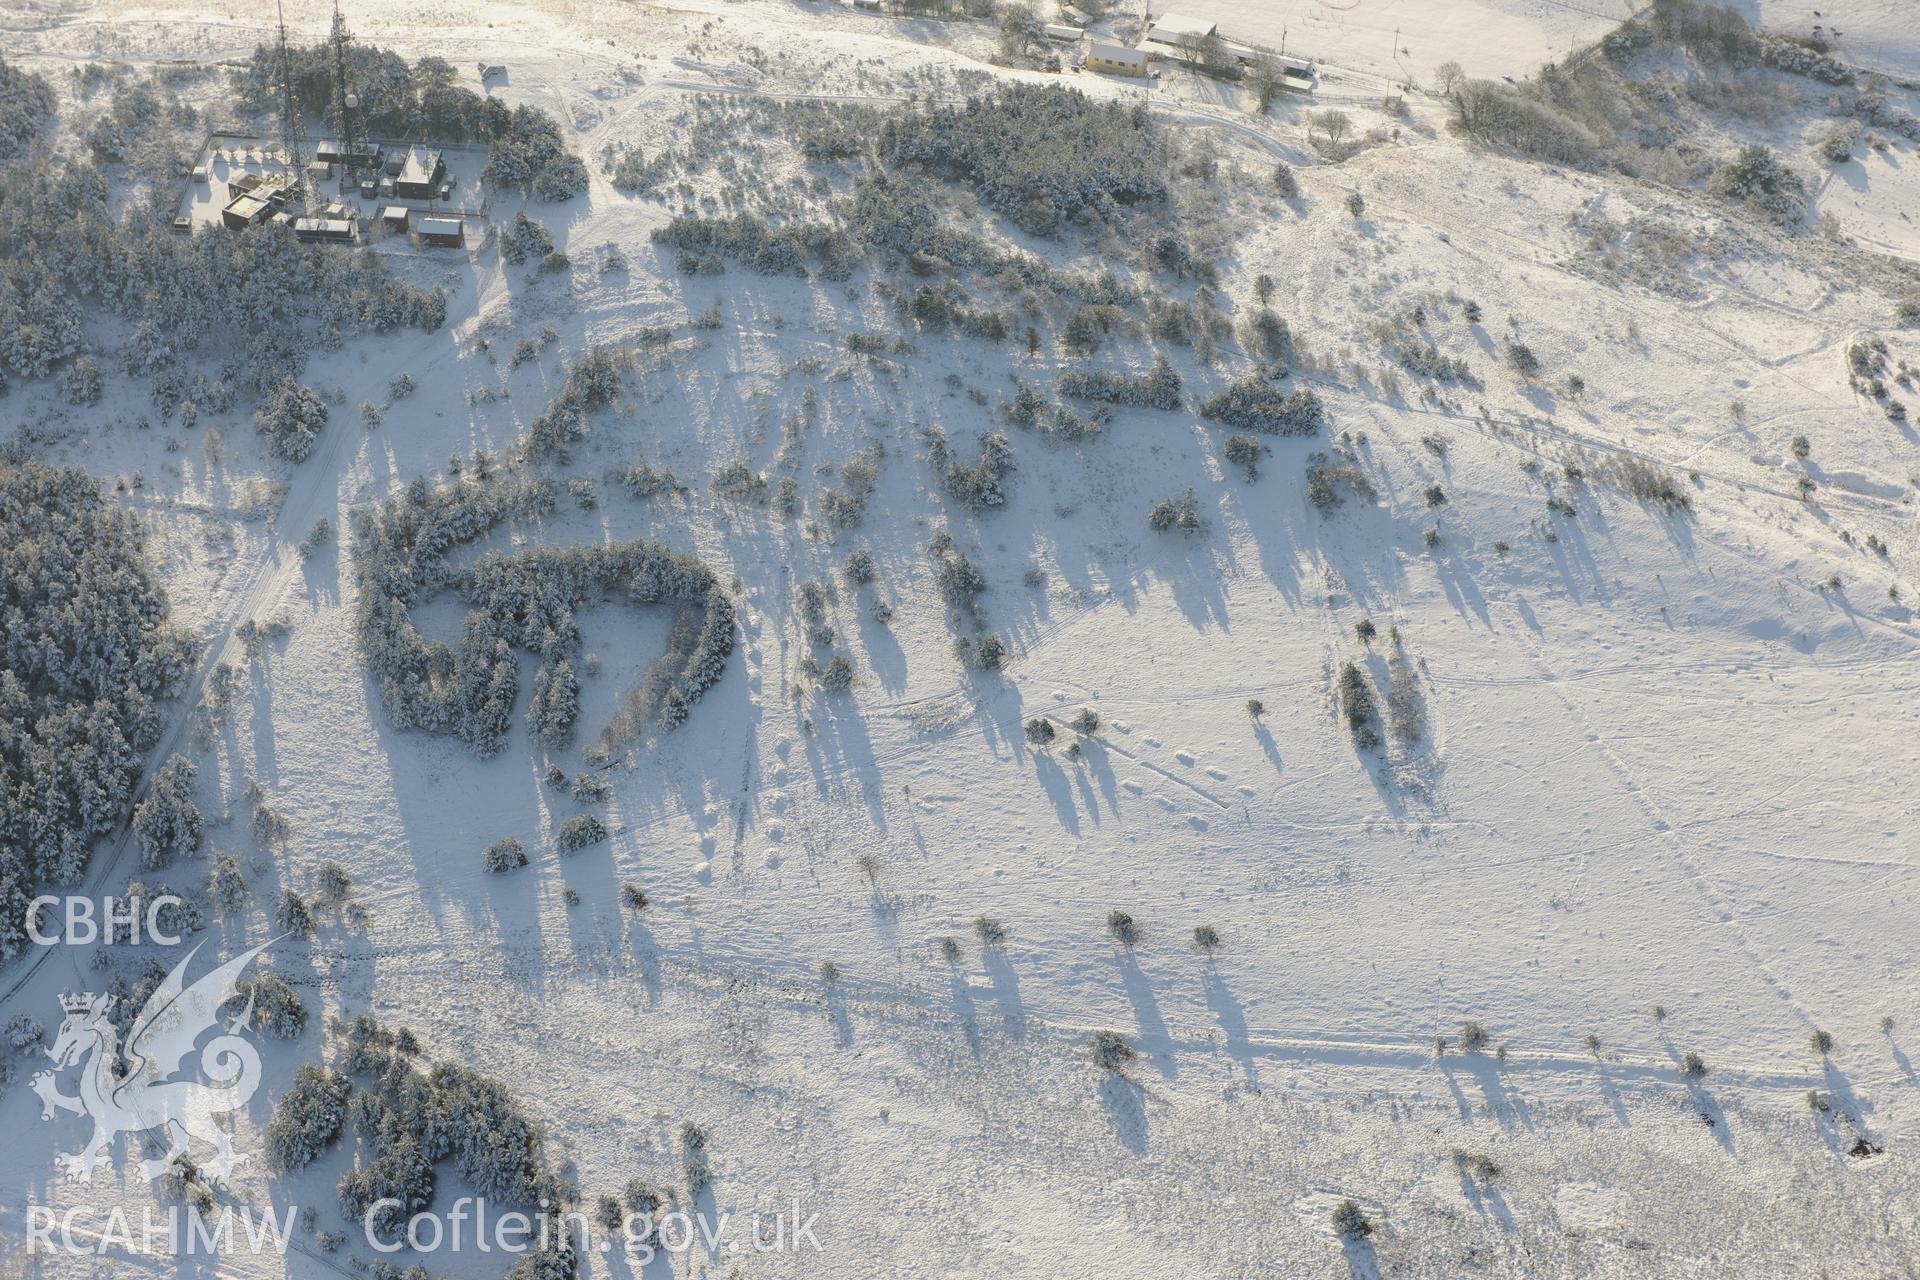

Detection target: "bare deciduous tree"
[1309, 109, 1352, 149]
[1246, 56, 1286, 113]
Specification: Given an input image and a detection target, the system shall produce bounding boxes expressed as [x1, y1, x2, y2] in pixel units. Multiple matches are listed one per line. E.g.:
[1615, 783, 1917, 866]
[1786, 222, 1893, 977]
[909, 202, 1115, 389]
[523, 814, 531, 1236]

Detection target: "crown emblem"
[59, 991, 96, 1014]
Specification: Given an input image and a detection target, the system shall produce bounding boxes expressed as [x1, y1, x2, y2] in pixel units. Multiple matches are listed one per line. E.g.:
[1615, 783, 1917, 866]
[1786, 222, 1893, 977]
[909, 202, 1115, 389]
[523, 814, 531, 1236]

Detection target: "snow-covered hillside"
[1, 0, 1917, 1277]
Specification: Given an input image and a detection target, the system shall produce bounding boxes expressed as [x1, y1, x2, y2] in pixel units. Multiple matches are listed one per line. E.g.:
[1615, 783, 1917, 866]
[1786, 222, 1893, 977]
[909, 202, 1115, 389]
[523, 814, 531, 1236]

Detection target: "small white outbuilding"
[1145, 13, 1217, 49]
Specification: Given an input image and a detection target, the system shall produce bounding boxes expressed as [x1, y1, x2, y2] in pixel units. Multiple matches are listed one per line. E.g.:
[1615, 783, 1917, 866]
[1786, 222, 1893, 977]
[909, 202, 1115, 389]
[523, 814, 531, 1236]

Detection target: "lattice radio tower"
[275, 0, 309, 204]
[329, 0, 357, 192]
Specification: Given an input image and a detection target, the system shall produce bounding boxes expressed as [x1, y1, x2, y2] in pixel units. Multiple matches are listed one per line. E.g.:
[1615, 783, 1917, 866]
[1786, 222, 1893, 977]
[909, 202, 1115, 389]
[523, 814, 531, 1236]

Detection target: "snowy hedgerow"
[1059, 359, 1181, 411]
[485, 836, 528, 873]
[134, 755, 202, 870]
[1760, 36, 1854, 84]
[555, 814, 607, 853]
[0, 462, 193, 957]
[1200, 379, 1323, 435]
[247, 972, 307, 1038]
[266, 1063, 350, 1171]
[254, 378, 329, 462]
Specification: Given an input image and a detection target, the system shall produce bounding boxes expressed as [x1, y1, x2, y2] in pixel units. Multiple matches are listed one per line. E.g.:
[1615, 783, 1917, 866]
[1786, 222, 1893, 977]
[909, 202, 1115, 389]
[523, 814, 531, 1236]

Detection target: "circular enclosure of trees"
[352, 476, 734, 756]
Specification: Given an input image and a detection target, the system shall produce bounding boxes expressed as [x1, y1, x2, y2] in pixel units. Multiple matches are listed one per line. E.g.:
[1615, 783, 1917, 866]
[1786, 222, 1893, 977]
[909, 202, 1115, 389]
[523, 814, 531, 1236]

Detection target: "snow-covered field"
[2, 0, 1918, 1277]
[1158, 0, 1626, 81]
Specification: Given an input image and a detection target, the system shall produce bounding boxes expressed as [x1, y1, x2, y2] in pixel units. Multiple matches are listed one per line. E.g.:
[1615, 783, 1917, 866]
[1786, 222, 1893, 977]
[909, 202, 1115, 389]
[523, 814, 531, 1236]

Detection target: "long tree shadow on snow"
[1112, 949, 1176, 1080]
[947, 964, 984, 1058]
[982, 946, 1025, 1041]
[1201, 963, 1259, 1090]
[1097, 1070, 1150, 1155]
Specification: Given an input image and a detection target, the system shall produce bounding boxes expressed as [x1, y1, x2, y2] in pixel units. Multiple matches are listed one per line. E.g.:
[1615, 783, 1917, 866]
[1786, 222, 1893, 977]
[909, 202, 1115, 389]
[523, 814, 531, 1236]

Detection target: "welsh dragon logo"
[31, 938, 277, 1186]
